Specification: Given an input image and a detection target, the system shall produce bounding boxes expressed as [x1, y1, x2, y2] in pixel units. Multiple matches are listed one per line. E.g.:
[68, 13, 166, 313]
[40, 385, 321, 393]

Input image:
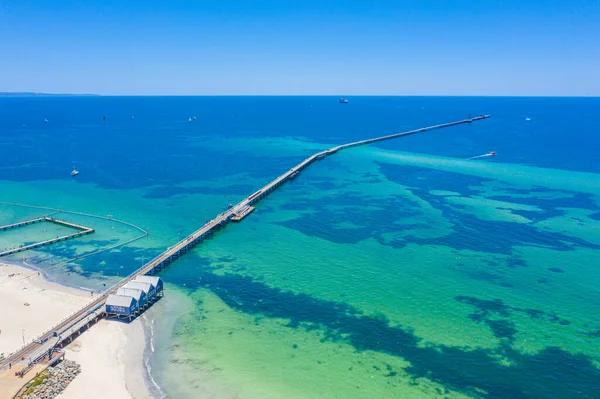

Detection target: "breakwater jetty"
[0, 115, 490, 391]
[0, 217, 95, 258]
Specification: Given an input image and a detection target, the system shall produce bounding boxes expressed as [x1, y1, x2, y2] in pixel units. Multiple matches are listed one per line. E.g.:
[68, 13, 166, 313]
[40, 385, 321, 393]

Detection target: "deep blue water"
[1, 96, 599, 188]
[1, 96, 599, 399]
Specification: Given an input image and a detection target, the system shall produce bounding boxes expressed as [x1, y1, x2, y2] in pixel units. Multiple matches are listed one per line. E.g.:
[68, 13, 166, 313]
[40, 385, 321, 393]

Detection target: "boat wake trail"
[466, 151, 496, 160]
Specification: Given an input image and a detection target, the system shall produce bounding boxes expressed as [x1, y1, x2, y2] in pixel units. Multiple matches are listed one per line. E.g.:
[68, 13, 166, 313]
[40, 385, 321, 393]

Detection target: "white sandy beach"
[0, 263, 152, 399]
[59, 320, 151, 399]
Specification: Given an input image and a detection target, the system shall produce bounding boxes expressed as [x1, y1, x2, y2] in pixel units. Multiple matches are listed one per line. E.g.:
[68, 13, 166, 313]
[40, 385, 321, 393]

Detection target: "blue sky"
[1, 0, 599, 95]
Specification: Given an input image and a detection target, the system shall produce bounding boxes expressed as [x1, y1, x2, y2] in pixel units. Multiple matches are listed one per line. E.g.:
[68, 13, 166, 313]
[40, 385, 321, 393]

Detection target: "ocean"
[0, 96, 599, 398]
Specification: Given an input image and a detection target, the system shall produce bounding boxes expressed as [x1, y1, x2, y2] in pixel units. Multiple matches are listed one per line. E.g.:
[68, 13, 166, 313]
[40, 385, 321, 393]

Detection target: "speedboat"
[339, 98, 349, 104]
[71, 169, 79, 176]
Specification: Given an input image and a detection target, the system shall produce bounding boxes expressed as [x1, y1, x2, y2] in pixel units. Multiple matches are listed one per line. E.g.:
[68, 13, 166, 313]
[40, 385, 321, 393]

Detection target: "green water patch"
[157, 268, 600, 399]
[157, 288, 473, 399]
[533, 207, 600, 246]
[149, 147, 600, 398]
[442, 196, 542, 224]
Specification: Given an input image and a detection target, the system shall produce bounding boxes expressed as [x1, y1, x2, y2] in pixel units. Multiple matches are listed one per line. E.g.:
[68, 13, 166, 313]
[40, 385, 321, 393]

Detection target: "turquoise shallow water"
[0, 96, 599, 398]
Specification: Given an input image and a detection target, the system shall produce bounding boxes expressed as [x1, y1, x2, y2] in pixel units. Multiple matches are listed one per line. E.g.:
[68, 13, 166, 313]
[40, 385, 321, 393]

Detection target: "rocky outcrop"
[23, 360, 81, 399]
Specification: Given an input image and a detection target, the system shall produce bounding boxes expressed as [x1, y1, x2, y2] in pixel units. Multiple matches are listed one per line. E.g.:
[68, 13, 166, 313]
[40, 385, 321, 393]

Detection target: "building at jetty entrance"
[105, 295, 139, 318]
[134, 275, 164, 295]
[105, 276, 164, 320]
[116, 287, 147, 309]
[124, 281, 155, 300]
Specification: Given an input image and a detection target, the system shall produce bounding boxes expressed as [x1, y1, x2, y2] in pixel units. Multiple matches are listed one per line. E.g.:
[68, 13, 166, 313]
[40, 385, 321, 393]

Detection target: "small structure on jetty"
[231, 204, 255, 222]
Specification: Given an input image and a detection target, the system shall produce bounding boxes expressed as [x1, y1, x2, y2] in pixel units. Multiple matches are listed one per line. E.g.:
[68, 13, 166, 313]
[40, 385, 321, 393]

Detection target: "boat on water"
[339, 98, 349, 104]
[44, 118, 48, 123]
[71, 169, 79, 176]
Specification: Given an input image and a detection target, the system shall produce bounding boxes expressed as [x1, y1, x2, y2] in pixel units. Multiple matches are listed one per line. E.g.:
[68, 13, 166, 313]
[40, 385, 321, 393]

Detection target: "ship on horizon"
[339, 97, 349, 104]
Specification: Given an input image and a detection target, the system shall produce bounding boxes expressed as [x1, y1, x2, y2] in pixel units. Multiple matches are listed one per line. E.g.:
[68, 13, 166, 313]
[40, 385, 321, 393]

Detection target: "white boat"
[193, 116, 197, 120]
[44, 118, 48, 123]
[525, 117, 531, 121]
[71, 170, 79, 176]
[188, 117, 192, 122]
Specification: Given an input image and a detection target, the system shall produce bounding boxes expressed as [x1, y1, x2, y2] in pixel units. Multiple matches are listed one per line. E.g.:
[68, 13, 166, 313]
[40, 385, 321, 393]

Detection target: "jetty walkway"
[0, 115, 490, 379]
[0, 217, 95, 258]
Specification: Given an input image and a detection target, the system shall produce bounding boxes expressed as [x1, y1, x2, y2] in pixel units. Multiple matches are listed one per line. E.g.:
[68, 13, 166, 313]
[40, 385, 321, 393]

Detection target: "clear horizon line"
[1, 92, 599, 98]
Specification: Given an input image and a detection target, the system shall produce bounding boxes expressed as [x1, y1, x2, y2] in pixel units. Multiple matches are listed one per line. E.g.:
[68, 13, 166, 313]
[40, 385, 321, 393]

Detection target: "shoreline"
[139, 314, 168, 399]
[0, 262, 156, 399]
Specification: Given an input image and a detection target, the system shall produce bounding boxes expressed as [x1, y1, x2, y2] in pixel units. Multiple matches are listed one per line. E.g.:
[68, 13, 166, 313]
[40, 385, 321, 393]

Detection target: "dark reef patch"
[405, 190, 600, 255]
[460, 269, 513, 288]
[375, 163, 600, 254]
[274, 192, 423, 245]
[160, 265, 600, 399]
[488, 192, 599, 213]
[548, 268, 565, 273]
[377, 163, 491, 197]
[455, 296, 572, 331]
[269, 162, 600, 256]
[585, 330, 600, 338]
[506, 258, 527, 268]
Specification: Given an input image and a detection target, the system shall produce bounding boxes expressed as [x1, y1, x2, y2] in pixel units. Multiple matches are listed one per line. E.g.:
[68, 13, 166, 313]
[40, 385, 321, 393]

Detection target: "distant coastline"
[0, 92, 100, 97]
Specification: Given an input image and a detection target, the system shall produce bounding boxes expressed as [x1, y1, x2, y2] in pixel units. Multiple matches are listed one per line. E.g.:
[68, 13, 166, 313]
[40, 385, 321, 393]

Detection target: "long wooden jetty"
[0, 115, 490, 378]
